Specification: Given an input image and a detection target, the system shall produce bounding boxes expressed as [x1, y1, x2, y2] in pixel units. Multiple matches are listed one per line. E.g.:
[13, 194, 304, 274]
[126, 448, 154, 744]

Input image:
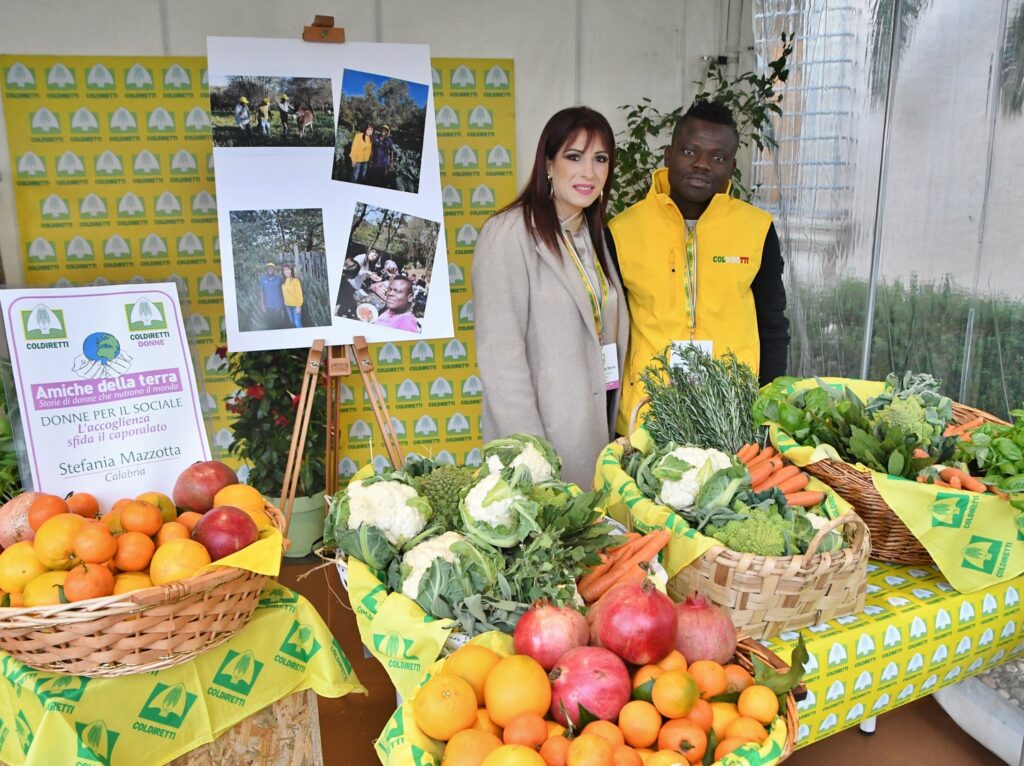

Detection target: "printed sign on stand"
[0, 283, 211, 505]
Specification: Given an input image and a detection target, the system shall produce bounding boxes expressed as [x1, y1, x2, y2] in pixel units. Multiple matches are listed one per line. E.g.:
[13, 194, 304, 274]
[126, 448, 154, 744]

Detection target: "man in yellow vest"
[610, 99, 789, 435]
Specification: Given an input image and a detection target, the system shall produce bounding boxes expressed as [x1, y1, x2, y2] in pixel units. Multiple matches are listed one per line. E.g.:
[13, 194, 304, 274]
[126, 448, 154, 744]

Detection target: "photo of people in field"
[332, 70, 429, 194]
[210, 75, 335, 148]
[336, 203, 440, 334]
[228, 208, 331, 332]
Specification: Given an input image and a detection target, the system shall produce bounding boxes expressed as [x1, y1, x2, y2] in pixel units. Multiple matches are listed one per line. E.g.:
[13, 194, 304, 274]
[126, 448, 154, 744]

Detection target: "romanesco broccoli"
[419, 464, 475, 527]
[871, 396, 934, 443]
[712, 510, 788, 556]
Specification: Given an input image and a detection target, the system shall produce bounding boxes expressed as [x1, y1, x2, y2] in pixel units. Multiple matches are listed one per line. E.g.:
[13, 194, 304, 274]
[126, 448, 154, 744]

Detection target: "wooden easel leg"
[350, 337, 404, 468]
[280, 340, 325, 535]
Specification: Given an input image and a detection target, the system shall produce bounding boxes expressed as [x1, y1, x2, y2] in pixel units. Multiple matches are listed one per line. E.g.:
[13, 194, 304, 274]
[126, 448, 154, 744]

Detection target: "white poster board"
[0, 284, 211, 506]
[207, 36, 452, 352]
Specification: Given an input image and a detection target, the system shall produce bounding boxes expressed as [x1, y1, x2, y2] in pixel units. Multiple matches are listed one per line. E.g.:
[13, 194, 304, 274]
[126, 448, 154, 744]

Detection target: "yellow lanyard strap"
[560, 228, 608, 338]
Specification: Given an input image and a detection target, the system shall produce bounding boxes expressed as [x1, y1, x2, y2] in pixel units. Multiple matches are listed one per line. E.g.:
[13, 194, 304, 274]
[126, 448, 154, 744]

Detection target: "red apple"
[192, 506, 258, 561]
[172, 461, 238, 513]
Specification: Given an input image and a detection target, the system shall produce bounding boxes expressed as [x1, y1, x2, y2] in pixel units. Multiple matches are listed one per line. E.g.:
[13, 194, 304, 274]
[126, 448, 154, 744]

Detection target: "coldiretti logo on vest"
[33, 674, 90, 713]
[373, 630, 422, 672]
[209, 649, 265, 706]
[711, 255, 750, 264]
[276, 621, 322, 669]
[75, 719, 119, 766]
[134, 682, 198, 739]
[961, 535, 1010, 575]
[931, 492, 973, 528]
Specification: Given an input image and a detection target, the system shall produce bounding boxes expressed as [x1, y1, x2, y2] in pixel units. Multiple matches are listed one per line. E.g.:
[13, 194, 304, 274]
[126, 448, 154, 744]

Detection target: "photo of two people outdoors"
[209, 75, 335, 148]
[228, 208, 331, 332]
[336, 203, 440, 335]
[332, 69, 429, 194]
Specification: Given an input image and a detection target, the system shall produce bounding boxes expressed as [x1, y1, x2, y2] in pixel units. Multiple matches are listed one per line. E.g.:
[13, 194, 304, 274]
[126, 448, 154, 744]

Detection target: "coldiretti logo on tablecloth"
[931, 492, 972, 528]
[373, 630, 422, 672]
[276, 621, 322, 668]
[15, 710, 33, 755]
[135, 682, 197, 737]
[258, 583, 300, 611]
[209, 649, 264, 706]
[74, 719, 119, 765]
[962, 535, 1008, 575]
[330, 638, 356, 677]
[33, 675, 89, 712]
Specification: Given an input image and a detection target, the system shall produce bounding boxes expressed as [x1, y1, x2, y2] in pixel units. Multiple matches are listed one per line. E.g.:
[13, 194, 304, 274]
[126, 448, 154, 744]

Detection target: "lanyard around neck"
[684, 224, 698, 337]
[560, 227, 608, 338]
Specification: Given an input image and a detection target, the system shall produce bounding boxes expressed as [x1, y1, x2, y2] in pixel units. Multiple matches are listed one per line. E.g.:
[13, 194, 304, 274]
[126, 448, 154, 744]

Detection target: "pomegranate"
[589, 579, 677, 665]
[513, 601, 589, 671]
[674, 592, 738, 664]
[172, 461, 238, 513]
[548, 646, 631, 726]
[192, 506, 258, 561]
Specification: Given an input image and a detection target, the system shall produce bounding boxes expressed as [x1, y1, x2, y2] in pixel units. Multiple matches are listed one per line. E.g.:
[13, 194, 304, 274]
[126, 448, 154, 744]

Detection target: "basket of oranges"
[0, 464, 286, 677]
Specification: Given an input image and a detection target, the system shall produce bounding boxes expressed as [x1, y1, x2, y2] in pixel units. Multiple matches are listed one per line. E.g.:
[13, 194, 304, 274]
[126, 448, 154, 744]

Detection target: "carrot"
[784, 490, 825, 507]
[576, 553, 612, 592]
[939, 467, 987, 493]
[912, 448, 930, 459]
[579, 531, 670, 603]
[610, 562, 650, 590]
[747, 460, 775, 486]
[777, 472, 810, 494]
[753, 465, 802, 492]
[736, 444, 757, 463]
[943, 417, 984, 438]
[987, 484, 1009, 500]
[746, 447, 776, 469]
[603, 533, 648, 563]
[949, 474, 962, 490]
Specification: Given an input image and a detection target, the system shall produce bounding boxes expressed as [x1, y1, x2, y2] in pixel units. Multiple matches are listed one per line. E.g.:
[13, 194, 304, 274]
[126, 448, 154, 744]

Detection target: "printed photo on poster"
[332, 69, 428, 194]
[336, 203, 440, 335]
[209, 75, 335, 148]
[228, 208, 331, 332]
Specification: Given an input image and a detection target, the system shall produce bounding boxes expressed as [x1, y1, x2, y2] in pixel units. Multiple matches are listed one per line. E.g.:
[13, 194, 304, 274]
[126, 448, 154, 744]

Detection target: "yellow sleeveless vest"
[610, 168, 772, 434]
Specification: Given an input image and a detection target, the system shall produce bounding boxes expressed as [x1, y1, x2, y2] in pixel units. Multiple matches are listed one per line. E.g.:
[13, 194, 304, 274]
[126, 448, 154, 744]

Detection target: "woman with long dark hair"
[472, 107, 628, 488]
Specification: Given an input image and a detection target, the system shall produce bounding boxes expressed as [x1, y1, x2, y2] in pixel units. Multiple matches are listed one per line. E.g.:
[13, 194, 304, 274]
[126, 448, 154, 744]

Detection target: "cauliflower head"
[346, 479, 430, 546]
[463, 472, 515, 528]
[460, 468, 539, 547]
[482, 434, 561, 483]
[655, 446, 733, 511]
[712, 509, 788, 556]
[399, 531, 464, 600]
[872, 396, 934, 443]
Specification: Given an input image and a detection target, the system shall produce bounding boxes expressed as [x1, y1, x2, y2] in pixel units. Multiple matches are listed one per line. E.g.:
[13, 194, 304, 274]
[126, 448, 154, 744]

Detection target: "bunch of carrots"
[913, 418, 1009, 498]
[942, 416, 984, 442]
[577, 530, 671, 606]
[735, 444, 825, 508]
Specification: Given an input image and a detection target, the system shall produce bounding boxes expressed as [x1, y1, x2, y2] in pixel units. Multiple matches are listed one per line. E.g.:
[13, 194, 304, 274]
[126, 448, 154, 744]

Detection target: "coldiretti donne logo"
[930, 492, 971, 528]
[961, 535, 1004, 574]
[33, 674, 89, 709]
[211, 649, 264, 699]
[138, 682, 197, 730]
[75, 719, 119, 765]
[278, 621, 322, 664]
[124, 298, 168, 331]
[15, 710, 33, 755]
[21, 305, 67, 340]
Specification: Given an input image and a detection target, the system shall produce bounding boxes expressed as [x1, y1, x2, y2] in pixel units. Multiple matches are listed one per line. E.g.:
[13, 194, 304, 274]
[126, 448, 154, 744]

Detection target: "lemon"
[0, 541, 48, 593]
[23, 570, 68, 607]
[112, 571, 153, 595]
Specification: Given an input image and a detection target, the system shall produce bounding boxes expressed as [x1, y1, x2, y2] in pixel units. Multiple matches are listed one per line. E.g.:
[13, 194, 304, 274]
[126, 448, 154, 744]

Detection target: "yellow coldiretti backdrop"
[1, 56, 515, 472]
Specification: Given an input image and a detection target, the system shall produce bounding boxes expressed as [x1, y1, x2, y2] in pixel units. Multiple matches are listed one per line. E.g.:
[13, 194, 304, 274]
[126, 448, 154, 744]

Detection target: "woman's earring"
[547, 175, 553, 200]
[599, 190, 604, 203]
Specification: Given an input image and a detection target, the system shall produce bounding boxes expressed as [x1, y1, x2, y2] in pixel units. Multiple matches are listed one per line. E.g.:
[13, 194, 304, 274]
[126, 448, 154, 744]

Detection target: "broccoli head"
[711, 509, 788, 556]
[419, 464, 475, 527]
[872, 396, 934, 444]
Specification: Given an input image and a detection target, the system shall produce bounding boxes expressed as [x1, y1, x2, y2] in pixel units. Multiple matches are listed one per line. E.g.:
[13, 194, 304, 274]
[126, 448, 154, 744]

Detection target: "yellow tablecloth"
[763, 560, 1024, 747]
[0, 585, 365, 766]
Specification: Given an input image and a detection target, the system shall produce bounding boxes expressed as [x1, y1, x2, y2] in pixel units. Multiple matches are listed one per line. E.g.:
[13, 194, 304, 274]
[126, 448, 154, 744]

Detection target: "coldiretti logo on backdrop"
[21, 305, 67, 341]
[66, 236, 95, 261]
[470, 184, 496, 210]
[148, 107, 176, 133]
[57, 150, 86, 178]
[109, 107, 138, 135]
[277, 621, 322, 668]
[140, 233, 169, 258]
[118, 192, 147, 218]
[95, 151, 124, 177]
[5, 62, 37, 90]
[436, 105, 459, 131]
[484, 64, 511, 93]
[104, 235, 132, 260]
[486, 145, 513, 173]
[154, 191, 183, 218]
[453, 145, 478, 171]
[136, 682, 197, 735]
[27, 237, 56, 263]
[71, 108, 101, 136]
[124, 298, 168, 331]
[450, 65, 476, 91]
[962, 535, 1008, 575]
[30, 107, 60, 134]
[86, 63, 116, 91]
[429, 377, 454, 401]
[17, 151, 46, 178]
[442, 185, 462, 209]
[210, 649, 265, 705]
[468, 105, 494, 133]
[162, 64, 192, 90]
[33, 675, 89, 712]
[931, 492, 972, 528]
[414, 416, 439, 440]
[125, 63, 155, 92]
[171, 149, 199, 175]
[373, 630, 421, 672]
[134, 150, 161, 176]
[46, 63, 76, 90]
[40, 193, 70, 220]
[377, 342, 403, 368]
[75, 719, 119, 765]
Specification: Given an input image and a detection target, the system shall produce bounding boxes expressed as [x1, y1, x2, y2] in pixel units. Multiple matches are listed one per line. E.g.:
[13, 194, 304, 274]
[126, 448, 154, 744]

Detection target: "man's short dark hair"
[672, 99, 740, 147]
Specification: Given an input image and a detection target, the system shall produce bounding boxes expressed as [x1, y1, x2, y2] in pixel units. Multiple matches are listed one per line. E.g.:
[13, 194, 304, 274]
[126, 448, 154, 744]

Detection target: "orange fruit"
[72, 522, 117, 563]
[503, 712, 548, 749]
[135, 491, 176, 523]
[714, 737, 751, 761]
[566, 733, 613, 765]
[113, 531, 155, 572]
[445, 643, 503, 706]
[64, 562, 115, 601]
[632, 665, 663, 702]
[617, 700, 661, 749]
[66, 492, 99, 519]
[657, 719, 706, 763]
[481, 744, 546, 765]
[581, 720, 625, 749]
[683, 699, 712, 733]
[686, 661, 726, 700]
[737, 685, 779, 725]
[111, 498, 133, 514]
[645, 752, 686, 766]
[546, 721, 565, 739]
[539, 734, 571, 766]
[414, 674, 478, 741]
[8, 592, 24, 607]
[34, 512, 85, 569]
[611, 746, 642, 766]
[723, 664, 754, 694]
[113, 571, 153, 594]
[119, 500, 163, 536]
[22, 570, 68, 607]
[213, 485, 271, 528]
[474, 708, 503, 738]
[156, 521, 191, 547]
[443, 728, 502, 765]
[722, 716, 768, 745]
[651, 670, 699, 719]
[149, 539, 211, 585]
[101, 509, 123, 534]
[709, 702, 739, 740]
[634, 750, 654, 763]
[0, 541, 47, 593]
[484, 655, 551, 728]
[657, 650, 687, 672]
[27, 494, 70, 530]
[176, 511, 203, 532]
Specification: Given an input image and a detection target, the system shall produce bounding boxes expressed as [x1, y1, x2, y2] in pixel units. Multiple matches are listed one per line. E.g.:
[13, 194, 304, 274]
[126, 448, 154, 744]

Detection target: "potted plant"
[224, 347, 327, 557]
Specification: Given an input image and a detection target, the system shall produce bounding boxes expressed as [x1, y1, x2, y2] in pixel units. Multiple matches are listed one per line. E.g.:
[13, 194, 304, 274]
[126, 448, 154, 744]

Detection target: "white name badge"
[602, 343, 620, 391]
[671, 339, 714, 368]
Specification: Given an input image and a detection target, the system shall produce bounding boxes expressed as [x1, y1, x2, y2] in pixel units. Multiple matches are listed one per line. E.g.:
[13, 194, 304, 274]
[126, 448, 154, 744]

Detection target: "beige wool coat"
[472, 207, 629, 489]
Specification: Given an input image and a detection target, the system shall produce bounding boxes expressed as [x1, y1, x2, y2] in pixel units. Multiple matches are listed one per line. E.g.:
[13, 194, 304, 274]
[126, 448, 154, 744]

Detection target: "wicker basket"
[801, 402, 1008, 566]
[667, 513, 870, 639]
[0, 502, 286, 677]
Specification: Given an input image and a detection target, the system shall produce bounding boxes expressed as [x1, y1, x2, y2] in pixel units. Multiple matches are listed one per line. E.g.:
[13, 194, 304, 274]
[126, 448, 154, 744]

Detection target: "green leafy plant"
[225, 347, 326, 498]
[609, 34, 793, 215]
[0, 372, 22, 503]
